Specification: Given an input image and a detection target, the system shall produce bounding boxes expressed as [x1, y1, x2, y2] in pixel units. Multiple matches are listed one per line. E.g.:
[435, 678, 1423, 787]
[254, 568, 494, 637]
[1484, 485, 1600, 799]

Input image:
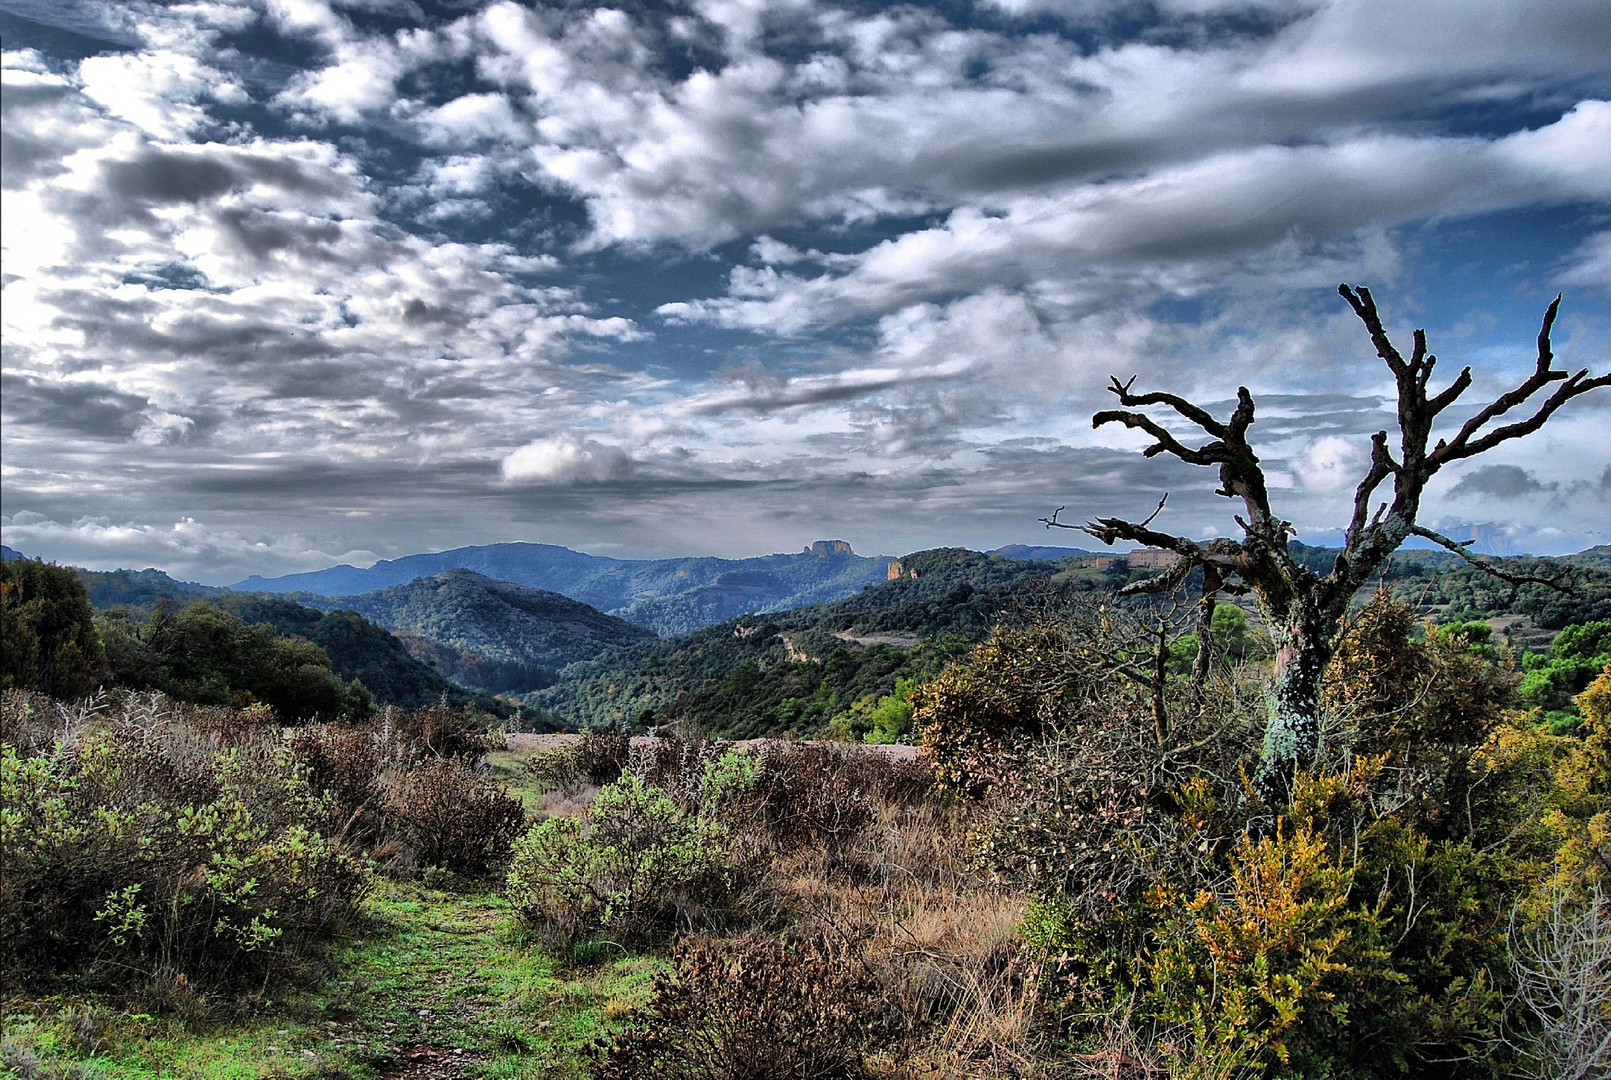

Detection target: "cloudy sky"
[2, 0, 1608, 583]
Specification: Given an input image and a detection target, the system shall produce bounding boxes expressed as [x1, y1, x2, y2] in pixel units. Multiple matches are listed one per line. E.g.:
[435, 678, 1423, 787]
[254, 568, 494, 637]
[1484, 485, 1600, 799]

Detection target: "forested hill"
[230, 540, 896, 636]
[211, 594, 483, 711]
[292, 570, 656, 695]
[69, 565, 479, 711]
[1285, 541, 1611, 630]
[531, 547, 1106, 736]
[534, 543, 1611, 738]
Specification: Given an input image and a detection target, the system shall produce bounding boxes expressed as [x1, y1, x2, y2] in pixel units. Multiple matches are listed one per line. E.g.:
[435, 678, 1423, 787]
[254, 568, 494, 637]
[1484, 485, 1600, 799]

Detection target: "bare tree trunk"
[1256, 601, 1339, 800]
[1048, 286, 1600, 806]
[1150, 618, 1170, 745]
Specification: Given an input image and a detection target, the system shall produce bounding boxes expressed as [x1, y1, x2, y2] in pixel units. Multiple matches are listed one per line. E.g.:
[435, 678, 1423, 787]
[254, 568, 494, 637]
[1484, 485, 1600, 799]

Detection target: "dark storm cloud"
[1449, 464, 1559, 500]
[0, 371, 149, 439]
[0, 80, 82, 189]
[93, 144, 361, 217]
[173, 456, 491, 499]
[214, 205, 348, 263]
[39, 287, 340, 366]
[101, 153, 237, 204]
[687, 369, 925, 416]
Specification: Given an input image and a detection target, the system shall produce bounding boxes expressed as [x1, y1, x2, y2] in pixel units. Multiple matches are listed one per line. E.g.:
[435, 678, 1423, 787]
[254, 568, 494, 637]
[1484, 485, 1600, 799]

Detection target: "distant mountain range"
[535, 546, 1078, 736]
[295, 569, 656, 694]
[536, 542, 1611, 736]
[232, 539, 899, 636]
[19, 535, 1611, 731]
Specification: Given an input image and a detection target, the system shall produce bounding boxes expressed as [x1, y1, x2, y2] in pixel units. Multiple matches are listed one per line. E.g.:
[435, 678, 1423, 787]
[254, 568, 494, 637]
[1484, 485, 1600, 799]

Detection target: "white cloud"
[501, 435, 635, 484]
[3, 0, 1609, 577]
[417, 92, 532, 146]
[0, 513, 378, 583]
[667, 106, 1610, 333]
[78, 51, 243, 140]
[1295, 434, 1367, 493]
[1558, 230, 1611, 291]
[1250, 0, 1611, 94]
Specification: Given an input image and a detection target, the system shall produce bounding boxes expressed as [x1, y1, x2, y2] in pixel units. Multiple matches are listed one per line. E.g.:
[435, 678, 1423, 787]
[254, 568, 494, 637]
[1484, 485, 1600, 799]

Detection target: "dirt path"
[505, 732, 923, 761]
[377, 1043, 479, 1080]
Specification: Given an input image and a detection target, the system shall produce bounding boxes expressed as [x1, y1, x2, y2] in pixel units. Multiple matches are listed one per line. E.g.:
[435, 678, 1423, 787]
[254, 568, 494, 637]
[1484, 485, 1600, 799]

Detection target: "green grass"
[483, 747, 549, 816]
[2, 881, 663, 1080]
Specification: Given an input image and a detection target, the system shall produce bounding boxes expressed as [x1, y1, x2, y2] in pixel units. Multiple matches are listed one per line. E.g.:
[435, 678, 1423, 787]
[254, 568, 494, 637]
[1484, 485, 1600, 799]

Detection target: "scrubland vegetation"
[4, 545, 1610, 1079]
[6, 277, 1607, 1079]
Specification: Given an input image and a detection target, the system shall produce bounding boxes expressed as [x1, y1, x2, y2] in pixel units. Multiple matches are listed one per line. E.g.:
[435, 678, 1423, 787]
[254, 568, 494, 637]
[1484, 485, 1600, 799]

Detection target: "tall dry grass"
[544, 735, 1057, 1077]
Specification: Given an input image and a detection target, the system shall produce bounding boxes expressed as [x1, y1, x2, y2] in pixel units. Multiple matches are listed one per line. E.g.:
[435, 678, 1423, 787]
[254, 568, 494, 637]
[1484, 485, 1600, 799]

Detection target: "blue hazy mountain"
[234, 540, 896, 636]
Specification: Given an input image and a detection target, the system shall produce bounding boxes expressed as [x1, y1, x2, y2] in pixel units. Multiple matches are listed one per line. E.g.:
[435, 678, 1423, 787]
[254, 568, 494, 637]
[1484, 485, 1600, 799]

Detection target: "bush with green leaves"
[0, 693, 369, 991]
[1169, 602, 1270, 673]
[100, 600, 370, 722]
[1142, 819, 1401, 1078]
[917, 593, 1609, 1077]
[506, 772, 758, 945]
[1520, 620, 1611, 733]
[1, 690, 533, 996]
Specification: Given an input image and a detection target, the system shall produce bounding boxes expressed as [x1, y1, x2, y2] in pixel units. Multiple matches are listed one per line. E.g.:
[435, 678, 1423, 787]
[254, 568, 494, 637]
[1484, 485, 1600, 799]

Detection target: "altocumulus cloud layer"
[2, 0, 1609, 582]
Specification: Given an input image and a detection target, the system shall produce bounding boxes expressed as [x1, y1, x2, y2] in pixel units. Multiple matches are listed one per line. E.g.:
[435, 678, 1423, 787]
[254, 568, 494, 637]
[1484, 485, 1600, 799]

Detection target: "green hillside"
[298, 570, 657, 694]
[533, 548, 1094, 737]
[535, 543, 1611, 739]
[72, 566, 482, 711]
[211, 595, 484, 710]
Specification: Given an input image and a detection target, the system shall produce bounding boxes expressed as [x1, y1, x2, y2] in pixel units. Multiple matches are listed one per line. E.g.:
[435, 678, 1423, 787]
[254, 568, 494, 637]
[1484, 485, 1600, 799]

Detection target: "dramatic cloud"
[501, 435, 635, 484]
[2, 0, 1608, 577]
[1449, 464, 1559, 500]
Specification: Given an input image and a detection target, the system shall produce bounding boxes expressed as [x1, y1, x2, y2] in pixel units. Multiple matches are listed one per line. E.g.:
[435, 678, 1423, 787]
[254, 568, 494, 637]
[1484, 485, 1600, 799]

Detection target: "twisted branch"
[1408, 526, 1574, 591]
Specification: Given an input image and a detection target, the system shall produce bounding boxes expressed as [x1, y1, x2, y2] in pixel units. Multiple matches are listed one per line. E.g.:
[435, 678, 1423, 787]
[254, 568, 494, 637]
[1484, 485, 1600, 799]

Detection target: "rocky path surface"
[378, 1043, 480, 1080]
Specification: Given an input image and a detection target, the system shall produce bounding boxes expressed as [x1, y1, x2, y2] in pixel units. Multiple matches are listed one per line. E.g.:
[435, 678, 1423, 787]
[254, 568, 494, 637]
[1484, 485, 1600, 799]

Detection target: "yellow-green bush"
[506, 772, 758, 944]
[1143, 821, 1399, 1078]
[1, 708, 369, 990]
[918, 595, 1611, 1077]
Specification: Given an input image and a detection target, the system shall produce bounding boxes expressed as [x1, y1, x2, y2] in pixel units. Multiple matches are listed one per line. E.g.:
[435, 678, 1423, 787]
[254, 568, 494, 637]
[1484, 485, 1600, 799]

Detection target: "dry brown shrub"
[377, 702, 491, 764]
[0, 688, 61, 755]
[592, 931, 903, 1080]
[575, 729, 631, 785]
[386, 755, 526, 877]
[756, 770, 1050, 1079]
[288, 725, 386, 846]
[746, 743, 877, 873]
[526, 729, 631, 793]
[628, 731, 727, 806]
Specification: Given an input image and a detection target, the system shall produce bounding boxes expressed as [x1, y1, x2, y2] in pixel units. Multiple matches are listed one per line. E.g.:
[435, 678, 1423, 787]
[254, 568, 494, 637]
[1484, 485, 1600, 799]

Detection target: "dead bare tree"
[1046, 285, 1608, 800]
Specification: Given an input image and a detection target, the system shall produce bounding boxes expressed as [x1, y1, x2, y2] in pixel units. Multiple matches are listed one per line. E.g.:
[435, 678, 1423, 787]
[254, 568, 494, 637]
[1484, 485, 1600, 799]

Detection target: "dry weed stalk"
[1509, 889, 1611, 1080]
